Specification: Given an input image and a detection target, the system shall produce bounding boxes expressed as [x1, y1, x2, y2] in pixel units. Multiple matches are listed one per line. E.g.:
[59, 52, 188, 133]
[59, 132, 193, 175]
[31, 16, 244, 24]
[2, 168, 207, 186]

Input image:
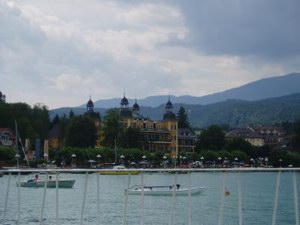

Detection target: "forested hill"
[51, 93, 300, 128]
[88, 73, 300, 108]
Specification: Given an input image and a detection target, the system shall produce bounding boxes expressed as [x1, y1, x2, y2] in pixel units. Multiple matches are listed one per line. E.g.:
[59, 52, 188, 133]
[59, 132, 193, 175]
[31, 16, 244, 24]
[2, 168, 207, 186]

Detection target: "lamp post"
[265, 157, 268, 167]
[15, 153, 20, 168]
[120, 155, 125, 165]
[163, 155, 167, 168]
[279, 158, 282, 167]
[71, 153, 76, 167]
[234, 157, 238, 167]
[200, 156, 204, 167]
[96, 154, 101, 168]
[182, 156, 186, 167]
[250, 158, 255, 167]
[218, 157, 222, 167]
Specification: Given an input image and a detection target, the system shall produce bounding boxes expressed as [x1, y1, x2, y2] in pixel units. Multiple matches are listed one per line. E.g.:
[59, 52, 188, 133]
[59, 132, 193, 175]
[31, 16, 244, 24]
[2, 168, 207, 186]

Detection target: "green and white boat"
[17, 178, 75, 188]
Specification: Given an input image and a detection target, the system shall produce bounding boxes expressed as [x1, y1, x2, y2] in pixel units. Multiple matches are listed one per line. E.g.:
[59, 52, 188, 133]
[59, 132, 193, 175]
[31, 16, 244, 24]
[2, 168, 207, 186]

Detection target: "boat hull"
[126, 186, 206, 196]
[17, 180, 75, 188]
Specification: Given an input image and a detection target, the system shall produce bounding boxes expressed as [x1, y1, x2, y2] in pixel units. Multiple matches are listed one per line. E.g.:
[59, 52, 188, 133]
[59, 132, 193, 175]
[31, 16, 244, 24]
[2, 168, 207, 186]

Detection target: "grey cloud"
[175, 0, 300, 59]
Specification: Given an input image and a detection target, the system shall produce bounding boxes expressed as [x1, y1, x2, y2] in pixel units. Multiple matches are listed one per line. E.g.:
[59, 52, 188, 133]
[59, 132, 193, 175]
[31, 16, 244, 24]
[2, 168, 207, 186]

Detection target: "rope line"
[80, 172, 89, 225]
[40, 173, 48, 225]
[293, 171, 299, 225]
[272, 170, 281, 225]
[17, 172, 21, 225]
[122, 173, 131, 225]
[55, 172, 59, 225]
[188, 172, 192, 225]
[97, 172, 101, 225]
[169, 172, 178, 225]
[2, 172, 11, 224]
[237, 172, 243, 225]
[218, 172, 227, 225]
[141, 172, 145, 225]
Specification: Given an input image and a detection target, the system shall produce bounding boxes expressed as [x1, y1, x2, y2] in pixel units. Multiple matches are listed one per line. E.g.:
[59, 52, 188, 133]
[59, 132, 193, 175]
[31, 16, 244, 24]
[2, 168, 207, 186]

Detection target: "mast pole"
[15, 120, 20, 168]
[114, 139, 117, 164]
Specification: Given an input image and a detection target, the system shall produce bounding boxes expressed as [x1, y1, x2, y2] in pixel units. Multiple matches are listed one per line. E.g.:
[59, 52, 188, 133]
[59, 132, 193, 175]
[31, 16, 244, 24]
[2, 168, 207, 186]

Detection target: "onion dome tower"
[132, 99, 140, 113]
[132, 99, 141, 119]
[163, 96, 176, 121]
[120, 93, 133, 118]
[86, 96, 94, 113]
[85, 96, 101, 126]
[120, 93, 129, 108]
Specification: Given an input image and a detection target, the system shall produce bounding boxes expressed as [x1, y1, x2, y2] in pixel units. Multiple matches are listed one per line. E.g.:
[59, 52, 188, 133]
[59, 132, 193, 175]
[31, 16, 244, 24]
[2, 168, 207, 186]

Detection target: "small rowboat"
[125, 184, 206, 196]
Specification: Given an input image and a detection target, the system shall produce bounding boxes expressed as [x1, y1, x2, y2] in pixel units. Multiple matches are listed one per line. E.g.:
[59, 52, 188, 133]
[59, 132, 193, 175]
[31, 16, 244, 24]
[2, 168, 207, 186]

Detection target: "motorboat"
[125, 184, 207, 196]
[16, 176, 75, 188]
[99, 165, 141, 175]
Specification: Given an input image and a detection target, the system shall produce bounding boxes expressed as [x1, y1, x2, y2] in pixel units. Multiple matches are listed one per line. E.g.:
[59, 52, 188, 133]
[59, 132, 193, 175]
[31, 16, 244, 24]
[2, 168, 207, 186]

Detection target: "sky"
[1, 0, 300, 109]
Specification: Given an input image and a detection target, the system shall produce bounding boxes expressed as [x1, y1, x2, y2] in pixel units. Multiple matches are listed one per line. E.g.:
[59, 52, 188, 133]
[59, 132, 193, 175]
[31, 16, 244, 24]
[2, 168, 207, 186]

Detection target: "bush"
[0, 146, 15, 161]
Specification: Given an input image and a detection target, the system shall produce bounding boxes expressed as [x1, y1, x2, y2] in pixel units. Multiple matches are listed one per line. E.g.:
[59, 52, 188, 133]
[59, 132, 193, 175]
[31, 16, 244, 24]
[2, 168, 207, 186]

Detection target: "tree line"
[1, 91, 300, 167]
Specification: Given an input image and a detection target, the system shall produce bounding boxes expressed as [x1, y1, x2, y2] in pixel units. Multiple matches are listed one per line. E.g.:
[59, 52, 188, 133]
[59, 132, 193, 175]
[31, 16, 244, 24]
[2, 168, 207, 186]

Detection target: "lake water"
[0, 171, 299, 225]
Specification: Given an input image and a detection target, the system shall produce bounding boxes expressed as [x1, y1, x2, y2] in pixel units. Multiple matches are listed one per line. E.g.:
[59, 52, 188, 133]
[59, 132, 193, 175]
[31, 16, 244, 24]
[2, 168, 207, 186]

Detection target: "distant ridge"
[84, 73, 300, 108]
[51, 93, 300, 128]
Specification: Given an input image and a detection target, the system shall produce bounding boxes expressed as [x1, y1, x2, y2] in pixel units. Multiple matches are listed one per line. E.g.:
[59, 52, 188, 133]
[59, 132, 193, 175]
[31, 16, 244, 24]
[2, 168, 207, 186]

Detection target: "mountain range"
[51, 73, 300, 127]
[87, 73, 300, 108]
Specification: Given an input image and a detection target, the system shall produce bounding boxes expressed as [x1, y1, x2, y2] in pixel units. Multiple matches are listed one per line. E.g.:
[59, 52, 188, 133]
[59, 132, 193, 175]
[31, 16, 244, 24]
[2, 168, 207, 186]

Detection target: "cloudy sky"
[1, 0, 300, 109]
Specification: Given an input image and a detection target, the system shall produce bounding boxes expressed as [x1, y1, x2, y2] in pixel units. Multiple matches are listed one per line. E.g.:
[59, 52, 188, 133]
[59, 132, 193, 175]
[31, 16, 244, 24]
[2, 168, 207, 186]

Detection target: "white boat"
[17, 176, 75, 188]
[99, 165, 141, 175]
[125, 184, 206, 196]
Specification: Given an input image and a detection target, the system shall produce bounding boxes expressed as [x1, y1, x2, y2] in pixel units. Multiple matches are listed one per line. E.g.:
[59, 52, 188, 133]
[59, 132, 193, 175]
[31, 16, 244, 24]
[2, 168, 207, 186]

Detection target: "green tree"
[291, 120, 300, 152]
[230, 150, 247, 161]
[102, 109, 124, 148]
[177, 106, 190, 128]
[196, 125, 225, 151]
[225, 138, 254, 156]
[65, 116, 97, 148]
[69, 110, 75, 119]
[31, 104, 50, 139]
[0, 146, 15, 160]
[0, 91, 6, 103]
[201, 150, 218, 161]
[120, 127, 142, 148]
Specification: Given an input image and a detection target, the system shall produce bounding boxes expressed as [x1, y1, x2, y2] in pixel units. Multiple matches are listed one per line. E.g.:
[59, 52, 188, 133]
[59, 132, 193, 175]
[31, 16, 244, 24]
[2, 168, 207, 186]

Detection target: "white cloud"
[0, 0, 298, 109]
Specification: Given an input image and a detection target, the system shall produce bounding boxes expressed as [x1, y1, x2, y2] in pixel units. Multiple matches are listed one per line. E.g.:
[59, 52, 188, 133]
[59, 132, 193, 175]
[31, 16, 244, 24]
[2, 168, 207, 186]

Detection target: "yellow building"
[119, 95, 178, 157]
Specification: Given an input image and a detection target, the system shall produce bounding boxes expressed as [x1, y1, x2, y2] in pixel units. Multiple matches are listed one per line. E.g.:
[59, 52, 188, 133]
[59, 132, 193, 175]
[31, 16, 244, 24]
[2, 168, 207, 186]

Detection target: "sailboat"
[13, 121, 76, 188]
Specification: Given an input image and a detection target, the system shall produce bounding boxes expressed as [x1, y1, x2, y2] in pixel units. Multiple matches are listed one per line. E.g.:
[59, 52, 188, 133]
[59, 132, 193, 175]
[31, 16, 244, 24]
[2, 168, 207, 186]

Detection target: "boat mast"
[15, 120, 20, 168]
[15, 120, 30, 168]
[114, 139, 117, 164]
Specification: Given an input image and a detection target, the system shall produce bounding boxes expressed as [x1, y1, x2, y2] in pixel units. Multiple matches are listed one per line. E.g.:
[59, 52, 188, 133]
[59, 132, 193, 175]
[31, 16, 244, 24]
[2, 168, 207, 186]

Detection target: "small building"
[225, 125, 286, 147]
[178, 128, 197, 153]
[0, 128, 15, 146]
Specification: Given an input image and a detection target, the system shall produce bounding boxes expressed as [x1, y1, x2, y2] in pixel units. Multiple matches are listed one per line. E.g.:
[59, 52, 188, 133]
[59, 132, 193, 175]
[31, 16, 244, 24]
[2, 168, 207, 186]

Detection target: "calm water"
[0, 171, 299, 225]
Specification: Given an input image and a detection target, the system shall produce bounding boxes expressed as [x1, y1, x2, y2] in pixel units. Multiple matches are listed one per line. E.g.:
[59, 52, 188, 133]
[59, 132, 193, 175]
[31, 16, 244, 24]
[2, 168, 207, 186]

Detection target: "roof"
[226, 128, 263, 139]
[0, 128, 15, 136]
[120, 108, 133, 118]
[163, 111, 176, 121]
[48, 124, 63, 139]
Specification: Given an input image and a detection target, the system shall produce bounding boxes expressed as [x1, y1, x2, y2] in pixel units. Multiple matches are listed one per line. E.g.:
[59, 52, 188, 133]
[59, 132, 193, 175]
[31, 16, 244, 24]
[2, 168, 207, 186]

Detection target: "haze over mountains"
[88, 73, 300, 108]
[51, 73, 300, 127]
